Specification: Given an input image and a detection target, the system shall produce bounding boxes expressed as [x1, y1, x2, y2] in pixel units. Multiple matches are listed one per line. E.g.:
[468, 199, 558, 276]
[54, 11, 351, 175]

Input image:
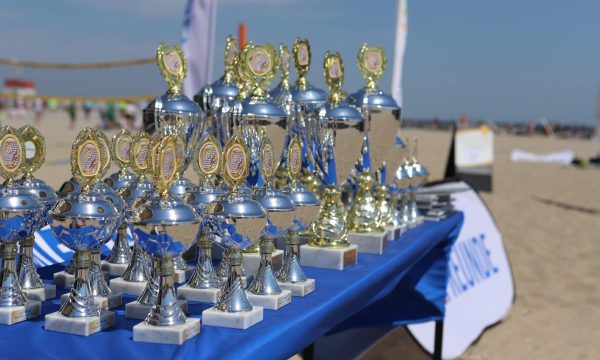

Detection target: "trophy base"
[177, 285, 221, 304]
[242, 249, 284, 275]
[54, 270, 108, 288]
[385, 225, 403, 241]
[0, 300, 41, 325]
[100, 260, 129, 277]
[246, 290, 291, 310]
[201, 306, 263, 329]
[299, 244, 358, 270]
[175, 267, 195, 283]
[60, 292, 122, 310]
[133, 317, 200, 345]
[45, 310, 115, 336]
[347, 230, 390, 254]
[219, 275, 253, 289]
[23, 284, 56, 301]
[109, 277, 148, 297]
[278, 278, 316, 297]
[125, 300, 189, 320]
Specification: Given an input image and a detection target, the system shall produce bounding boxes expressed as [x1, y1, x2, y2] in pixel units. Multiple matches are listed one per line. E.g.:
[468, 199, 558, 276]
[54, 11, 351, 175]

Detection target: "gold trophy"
[298, 52, 363, 270]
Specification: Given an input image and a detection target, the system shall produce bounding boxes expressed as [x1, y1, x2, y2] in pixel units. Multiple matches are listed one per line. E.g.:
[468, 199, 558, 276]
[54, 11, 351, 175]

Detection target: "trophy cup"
[58, 129, 124, 310]
[349, 44, 403, 241]
[147, 44, 203, 282]
[299, 52, 363, 270]
[405, 138, 428, 226]
[278, 135, 319, 296]
[202, 134, 267, 329]
[109, 131, 153, 296]
[0, 126, 43, 325]
[102, 129, 135, 276]
[14, 125, 58, 301]
[177, 134, 224, 304]
[46, 129, 119, 336]
[130, 135, 200, 345]
[290, 38, 327, 194]
[196, 35, 239, 142]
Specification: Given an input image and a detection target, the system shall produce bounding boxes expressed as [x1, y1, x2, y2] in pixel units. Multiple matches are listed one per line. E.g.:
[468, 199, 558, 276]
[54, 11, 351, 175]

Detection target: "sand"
[2, 111, 599, 359]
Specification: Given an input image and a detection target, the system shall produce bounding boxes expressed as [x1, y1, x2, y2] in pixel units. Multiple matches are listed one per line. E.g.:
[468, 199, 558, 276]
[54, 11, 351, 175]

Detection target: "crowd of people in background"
[0, 97, 146, 130]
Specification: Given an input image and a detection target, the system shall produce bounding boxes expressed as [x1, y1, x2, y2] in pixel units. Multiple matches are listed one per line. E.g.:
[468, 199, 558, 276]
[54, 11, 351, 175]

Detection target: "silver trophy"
[130, 134, 201, 344]
[46, 128, 120, 336]
[202, 133, 268, 329]
[0, 126, 44, 325]
[14, 125, 58, 301]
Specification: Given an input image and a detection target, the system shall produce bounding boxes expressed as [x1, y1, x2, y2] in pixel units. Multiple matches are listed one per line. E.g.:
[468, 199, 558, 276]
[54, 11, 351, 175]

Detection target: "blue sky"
[1, 0, 599, 125]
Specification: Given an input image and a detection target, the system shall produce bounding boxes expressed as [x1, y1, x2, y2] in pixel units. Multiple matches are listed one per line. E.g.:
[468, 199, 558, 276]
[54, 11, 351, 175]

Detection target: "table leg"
[433, 320, 444, 360]
[302, 343, 315, 360]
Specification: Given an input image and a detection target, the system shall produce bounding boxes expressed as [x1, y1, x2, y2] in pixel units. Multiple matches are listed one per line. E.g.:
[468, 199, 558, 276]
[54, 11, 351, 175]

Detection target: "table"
[0, 212, 463, 360]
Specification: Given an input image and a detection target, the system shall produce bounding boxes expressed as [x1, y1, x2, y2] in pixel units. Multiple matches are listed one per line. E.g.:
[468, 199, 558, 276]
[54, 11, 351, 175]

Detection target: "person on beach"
[68, 101, 77, 129]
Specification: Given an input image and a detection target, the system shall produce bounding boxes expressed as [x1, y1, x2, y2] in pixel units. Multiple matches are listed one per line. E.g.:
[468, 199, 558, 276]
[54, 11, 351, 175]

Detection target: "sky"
[1, 0, 599, 125]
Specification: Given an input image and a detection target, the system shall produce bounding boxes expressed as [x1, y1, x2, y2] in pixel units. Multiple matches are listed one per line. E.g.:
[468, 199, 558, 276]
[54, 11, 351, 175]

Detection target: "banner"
[181, 0, 218, 99]
[408, 181, 515, 359]
[391, 0, 408, 107]
[454, 127, 494, 168]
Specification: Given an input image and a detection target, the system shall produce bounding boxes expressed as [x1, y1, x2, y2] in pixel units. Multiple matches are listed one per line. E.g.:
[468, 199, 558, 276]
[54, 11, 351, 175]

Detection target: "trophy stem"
[89, 248, 111, 297]
[409, 189, 420, 226]
[400, 190, 412, 227]
[277, 230, 307, 283]
[145, 256, 186, 326]
[173, 254, 187, 271]
[106, 223, 132, 264]
[187, 229, 221, 289]
[138, 257, 160, 306]
[0, 242, 27, 307]
[59, 250, 101, 317]
[248, 237, 282, 295]
[17, 236, 44, 290]
[310, 185, 349, 247]
[216, 249, 253, 312]
[347, 171, 384, 233]
[375, 184, 394, 228]
[122, 242, 149, 282]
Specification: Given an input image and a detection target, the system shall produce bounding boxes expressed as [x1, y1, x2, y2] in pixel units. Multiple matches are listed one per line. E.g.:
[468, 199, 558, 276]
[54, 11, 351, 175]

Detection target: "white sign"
[408, 181, 514, 359]
[454, 127, 494, 168]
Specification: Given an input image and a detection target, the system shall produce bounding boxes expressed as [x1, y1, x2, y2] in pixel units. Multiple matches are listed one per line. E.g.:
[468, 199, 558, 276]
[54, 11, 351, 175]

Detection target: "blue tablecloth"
[0, 212, 463, 360]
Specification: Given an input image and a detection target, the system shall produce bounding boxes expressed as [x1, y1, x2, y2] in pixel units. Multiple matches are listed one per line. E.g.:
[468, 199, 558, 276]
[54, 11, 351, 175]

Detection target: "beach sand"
[2, 111, 599, 359]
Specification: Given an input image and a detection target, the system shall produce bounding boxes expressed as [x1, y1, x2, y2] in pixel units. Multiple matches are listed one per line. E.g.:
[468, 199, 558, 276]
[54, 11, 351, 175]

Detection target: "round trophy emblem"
[18, 125, 45, 175]
[160, 143, 177, 183]
[328, 58, 342, 79]
[297, 43, 309, 66]
[288, 138, 301, 178]
[225, 143, 247, 183]
[198, 140, 220, 175]
[163, 49, 183, 76]
[135, 138, 150, 170]
[96, 133, 111, 173]
[77, 140, 100, 178]
[115, 134, 132, 164]
[364, 49, 383, 73]
[248, 47, 271, 77]
[260, 142, 274, 180]
[24, 141, 36, 160]
[0, 134, 22, 173]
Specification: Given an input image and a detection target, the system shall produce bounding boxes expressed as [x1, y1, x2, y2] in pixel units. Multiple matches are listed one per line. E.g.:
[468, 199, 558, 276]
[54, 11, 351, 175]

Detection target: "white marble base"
[177, 285, 221, 304]
[54, 270, 108, 288]
[219, 274, 253, 289]
[0, 300, 41, 325]
[23, 284, 56, 301]
[109, 277, 147, 297]
[242, 250, 284, 276]
[133, 317, 200, 345]
[45, 310, 115, 336]
[246, 290, 291, 310]
[100, 260, 129, 277]
[60, 292, 122, 310]
[202, 306, 263, 329]
[347, 230, 389, 254]
[385, 225, 403, 241]
[125, 300, 189, 320]
[174, 267, 195, 283]
[278, 278, 316, 297]
[299, 244, 358, 270]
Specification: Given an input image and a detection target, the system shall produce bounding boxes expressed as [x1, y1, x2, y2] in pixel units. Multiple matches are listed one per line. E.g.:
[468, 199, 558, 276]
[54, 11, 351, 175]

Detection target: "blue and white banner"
[408, 181, 515, 359]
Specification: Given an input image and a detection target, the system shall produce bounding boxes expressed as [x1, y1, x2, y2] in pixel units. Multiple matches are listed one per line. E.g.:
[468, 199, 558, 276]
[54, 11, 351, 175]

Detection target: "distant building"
[3, 78, 36, 97]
